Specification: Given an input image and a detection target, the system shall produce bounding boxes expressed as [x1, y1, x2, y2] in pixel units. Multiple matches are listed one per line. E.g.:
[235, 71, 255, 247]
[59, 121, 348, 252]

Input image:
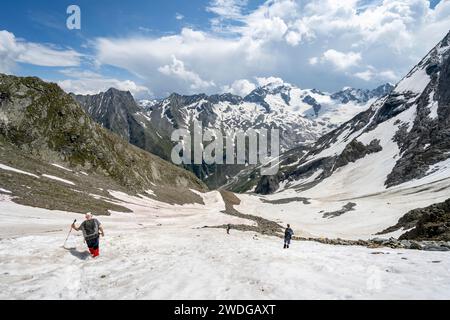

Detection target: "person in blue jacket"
[284, 224, 294, 249]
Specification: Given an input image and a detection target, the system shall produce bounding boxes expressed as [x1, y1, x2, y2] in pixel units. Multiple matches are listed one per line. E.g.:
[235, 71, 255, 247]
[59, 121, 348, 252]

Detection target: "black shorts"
[86, 236, 99, 249]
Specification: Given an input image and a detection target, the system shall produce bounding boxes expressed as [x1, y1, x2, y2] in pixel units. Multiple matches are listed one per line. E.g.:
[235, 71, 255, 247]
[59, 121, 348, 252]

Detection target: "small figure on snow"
[72, 212, 104, 258]
[227, 224, 231, 235]
[284, 224, 294, 249]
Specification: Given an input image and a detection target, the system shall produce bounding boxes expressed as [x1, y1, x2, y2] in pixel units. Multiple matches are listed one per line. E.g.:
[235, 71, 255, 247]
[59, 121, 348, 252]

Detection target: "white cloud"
[57, 69, 151, 98]
[285, 31, 301, 46]
[354, 70, 373, 81]
[255, 76, 285, 87]
[0, 31, 19, 73]
[158, 55, 216, 90]
[0, 30, 81, 73]
[354, 68, 398, 82]
[90, 0, 450, 95]
[94, 27, 270, 95]
[175, 13, 184, 20]
[379, 70, 397, 81]
[207, 0, 248, 19]
[309, 57, 319, 65]
[245, 16, 288, 41]
[222, 79, 256, 96]
[17, 43, 81, 67]
[180, 28, 207, 42]
[322, 49, 362, 70]
[284, 19, 314, 46]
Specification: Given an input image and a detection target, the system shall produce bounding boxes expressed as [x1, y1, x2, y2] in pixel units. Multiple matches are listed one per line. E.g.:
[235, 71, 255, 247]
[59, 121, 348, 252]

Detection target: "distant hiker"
[72, 212, 104, 258]
[227, 224, 231, 234]
[284, 224, 294, 249]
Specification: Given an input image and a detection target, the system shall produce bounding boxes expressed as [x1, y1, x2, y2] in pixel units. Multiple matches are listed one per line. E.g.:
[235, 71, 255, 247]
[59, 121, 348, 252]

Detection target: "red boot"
[88, 248, 95, 256]
[93, 248, 100, 258]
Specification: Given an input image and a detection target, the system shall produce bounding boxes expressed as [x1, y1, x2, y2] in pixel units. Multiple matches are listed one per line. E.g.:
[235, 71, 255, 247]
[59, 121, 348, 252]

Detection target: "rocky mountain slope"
[0, 74, 206, 214]
[231, 30, 450, 241]
[254, 30, 450, 196]
[71, 89, 172, 161]
[378, 198, 450, 241]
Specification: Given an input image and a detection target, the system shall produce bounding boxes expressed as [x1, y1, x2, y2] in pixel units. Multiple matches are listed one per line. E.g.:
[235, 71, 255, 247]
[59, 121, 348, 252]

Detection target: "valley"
[1, 28, 450, 300]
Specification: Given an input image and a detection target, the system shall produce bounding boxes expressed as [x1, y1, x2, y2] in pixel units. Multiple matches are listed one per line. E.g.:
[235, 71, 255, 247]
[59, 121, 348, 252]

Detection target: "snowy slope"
[240, 31, 450, 240]
[1, 192, 449, 300]
[236, 175, 450, 240]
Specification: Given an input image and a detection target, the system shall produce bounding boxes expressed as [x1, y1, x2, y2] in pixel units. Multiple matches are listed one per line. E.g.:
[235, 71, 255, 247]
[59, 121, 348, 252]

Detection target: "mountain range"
[71, 80, 393, 188]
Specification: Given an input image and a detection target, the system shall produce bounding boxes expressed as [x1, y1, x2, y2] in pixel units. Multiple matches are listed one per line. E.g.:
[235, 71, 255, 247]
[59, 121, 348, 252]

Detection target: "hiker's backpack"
[285, 228, 293, 239]
[81, 219, 100, 240]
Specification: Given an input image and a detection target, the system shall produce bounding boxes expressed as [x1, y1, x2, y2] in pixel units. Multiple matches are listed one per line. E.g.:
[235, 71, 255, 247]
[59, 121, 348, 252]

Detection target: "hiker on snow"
[72, 212, 104, 258]
[284, 224, 294, 249]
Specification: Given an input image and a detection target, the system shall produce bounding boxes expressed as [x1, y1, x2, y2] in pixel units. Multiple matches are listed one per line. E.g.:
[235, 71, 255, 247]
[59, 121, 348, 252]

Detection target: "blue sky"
[1, 0, 449, 99]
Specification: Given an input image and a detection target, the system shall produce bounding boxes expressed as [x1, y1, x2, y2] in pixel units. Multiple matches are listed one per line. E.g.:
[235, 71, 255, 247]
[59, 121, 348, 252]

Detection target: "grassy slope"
[0, 74, 207, 213]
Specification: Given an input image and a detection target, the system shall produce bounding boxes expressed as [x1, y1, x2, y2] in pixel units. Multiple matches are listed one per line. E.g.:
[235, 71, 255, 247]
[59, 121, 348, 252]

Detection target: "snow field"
[0, 190, 449, 299]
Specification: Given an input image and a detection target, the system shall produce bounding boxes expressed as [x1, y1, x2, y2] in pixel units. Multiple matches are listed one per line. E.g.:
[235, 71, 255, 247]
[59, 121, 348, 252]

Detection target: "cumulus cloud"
[57, 69, 151, 98]
[245, 16, 288, 41]
[158, 55, 216, 90]
[221, 79, 256, 96]
[222, 76, 288, 96]
[207, 0, 248, 20]
[354, 70, 373, 81]
[308, 57, 319, 65]
[354, 68, 398, 82]
[0, 30, 81, 73]
[322, 49, 362, 70]
[91, 0, 450, 95]
[255, 76, 285, 87]
[94, 27, 270, 95]
[285, 19, 314, 46]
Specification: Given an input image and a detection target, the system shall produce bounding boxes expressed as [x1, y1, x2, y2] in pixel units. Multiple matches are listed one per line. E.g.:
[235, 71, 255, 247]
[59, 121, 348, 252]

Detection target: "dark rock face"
[380, 199, 450, 241]
[331, 83, 394, 104]
[399, 199, 450, 241]
[0, 92, 10, 105]
[335, 139, 382, 169]
[437, 38, 450, 125]
[371, 83, 396, 97]
[209, 93, 242, 105]
[73, 88, 138, 140]
[302, 95, 321, 116]
[243, 87, 272, 112]
[367, 92, 415, 130]
[244, 84, 293, 107]
[385, 35, 450, 187]
[72, 89, 172, 162]
[323, 202, 357, 219]
[255, 174, 281, 195]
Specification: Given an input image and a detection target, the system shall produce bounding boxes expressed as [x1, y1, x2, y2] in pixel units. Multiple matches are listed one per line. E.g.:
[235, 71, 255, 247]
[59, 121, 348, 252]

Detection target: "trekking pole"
[63, 219, 77, 247]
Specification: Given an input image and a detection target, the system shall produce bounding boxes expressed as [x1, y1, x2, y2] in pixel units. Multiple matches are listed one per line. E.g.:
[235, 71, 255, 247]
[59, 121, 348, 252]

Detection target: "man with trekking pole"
[71, 212, 105, 258]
